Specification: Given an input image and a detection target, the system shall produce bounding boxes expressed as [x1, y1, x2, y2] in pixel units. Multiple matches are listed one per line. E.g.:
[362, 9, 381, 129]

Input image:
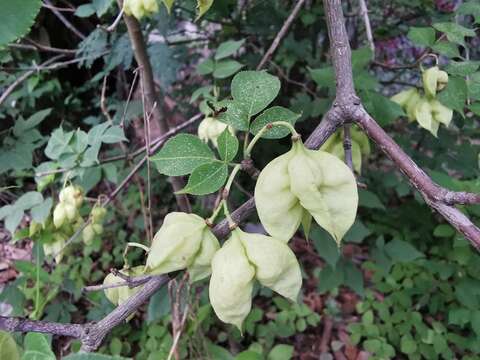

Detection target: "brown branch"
[322, 0, 480, 248]
[343, 124, 354, 171]
[44, 0, 86, 40]
[120, 1, 191, 213]
[0, 55, 66, 107]
[256, 0, 306, 70]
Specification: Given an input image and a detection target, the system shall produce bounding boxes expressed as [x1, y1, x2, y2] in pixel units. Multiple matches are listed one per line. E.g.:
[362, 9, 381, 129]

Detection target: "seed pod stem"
[122, 242, 150, 268]
[245, 121, 300, 157]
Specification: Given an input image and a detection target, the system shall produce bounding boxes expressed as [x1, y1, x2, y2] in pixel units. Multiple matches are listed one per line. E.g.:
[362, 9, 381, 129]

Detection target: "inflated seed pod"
[53, 203, 67, 228]
[288, 141, 358, 245]
[414, 99, 438, 136]
[92, 206, 107, 223]
[59, 186, 76, 204]
[146, 212, 216, 275]
[123, 0, 145, 19]
[103, 273, 121, 305]
[237, 229, 301, 302]
[350, 127, 371, 156]
[405, 90, 422, 122]
[188, 228, 220, 283]
[430, 99, 453, 126]
[29, 221, 42, 237]
[422, 66, 448, 98]
[64, 202, 77, 221]
[92, 223, 104, 235]
[209, 231, 255, 330]
[254, 149, 303, 242]
[142, 0, 159, 13]
[391, 88, 418, 107]
[198, 117, 234, 148]
[82, 224, 95, 245]
[43, 234, 66, 263]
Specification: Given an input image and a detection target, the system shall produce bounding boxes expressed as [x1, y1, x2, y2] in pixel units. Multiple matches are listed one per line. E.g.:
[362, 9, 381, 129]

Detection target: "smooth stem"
[207, 199, 225, 224]
[123, 242, 150, 268]
[224, 164, 241, 194]
[245, 121, 299, 157]
[223, 200, 235, 227]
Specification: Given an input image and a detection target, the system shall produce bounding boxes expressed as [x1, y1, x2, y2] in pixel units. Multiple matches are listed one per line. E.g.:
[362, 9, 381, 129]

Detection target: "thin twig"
[0, 55, 65, 107]
[343, 124, 354, 171]
[358, 0, 374, 53]
[44, 0, 86, 39]
[256, 0, 306, 70]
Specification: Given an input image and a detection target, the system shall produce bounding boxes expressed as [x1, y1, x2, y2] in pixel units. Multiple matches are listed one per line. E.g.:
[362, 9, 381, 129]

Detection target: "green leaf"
[215, 39, 245, 60]
[101, 126, 128, 143]
[458, 1, 480, 23]
[15, 191, 43, 210]
[22, 333, 55, 360]
[92, 0, 113, 17]
[217, 129, 238, 162]
[44, 128, 74, 160]
[400, 335, 417, 354]
[432, 41, 460, 58]
[231, 71, 281, 117]
[472, 310, 480, 337]
[197, 58, 215, 75]
[309, 67, 335, 89]
[206, 344, 234, 360]
[343, 260, 364, 296]
[151, 134, 216, 176]
[351, 47, 373, 70]
[88, 122, 111, 145]
[384, 239, 424, 263]
[196, 0, 214, 20]
[178, 162, 228, 195]
[358, 189, 385, 210]
[433, 224, 455, 238]
[445, 61, 480, 76]
[437, 76, 467, 115]
[361, 91, 405, 126]
[213, 60, 244, 79]
[13, 109, 51, 137]
[432, 22, 476, 46]
[235, 351, 262, 360]
[31, 197, 53, 224]
[408, 27, 436, 47]
[311, 225, 340, 267]
[267, 344, 294, 360]
[75, 4, 96, 17]
[0, 0, 42, 47]
[0, 331, 20, 360]
[250, 106, 301, 139]
[217, 100, 250, 131]
[73, 129, 89, 154]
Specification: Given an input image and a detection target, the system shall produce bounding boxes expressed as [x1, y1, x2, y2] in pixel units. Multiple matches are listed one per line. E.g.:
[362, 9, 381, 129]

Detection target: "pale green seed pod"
[209, 231, 255, 331]
[391, 88, 417, 107]
[103, 273, 121, 305]
[405, 90, 422, 122]
[142, 0, 159, 13]
[92, 223, 104, 235]
[146, 212, 215, 275]
[53, 203, 67, 228]
[330, 141, 363, 174]
[237, 229, 301, 302]
[414, 99, 438, 137]
[188, 228, 220, 283]
[350, 127, 371, 156]
[59, 186, 76, 204]
[43, 234, 66, 263]
[64, 203, 77, 221]
[288, 141, 358, 245]
[92, 206, 107, 224]
[198, 117, 234, 148]
[430, 99, 453, 127]
[422, 66, 448, 98]
[29, 221, 42, 237]
[254, 149, 303, 242]
[82, 224, 95, 245]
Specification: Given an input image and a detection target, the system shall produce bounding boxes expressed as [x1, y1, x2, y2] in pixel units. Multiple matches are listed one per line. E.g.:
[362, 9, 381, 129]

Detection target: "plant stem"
[207, 199, 225, 224]
[245, 121, 299, 157]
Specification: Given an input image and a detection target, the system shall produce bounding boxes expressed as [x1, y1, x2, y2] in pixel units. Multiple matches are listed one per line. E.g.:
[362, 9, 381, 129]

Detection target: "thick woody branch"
[323, 0, 480, 247]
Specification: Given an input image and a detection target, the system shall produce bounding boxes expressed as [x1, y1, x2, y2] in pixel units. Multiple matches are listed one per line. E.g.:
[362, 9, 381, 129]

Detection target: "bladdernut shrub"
[145, 212, 219, 282]
[255, 140, 358, 244]
[209, 229, 301, 330]
[197, 116, 235, 148]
